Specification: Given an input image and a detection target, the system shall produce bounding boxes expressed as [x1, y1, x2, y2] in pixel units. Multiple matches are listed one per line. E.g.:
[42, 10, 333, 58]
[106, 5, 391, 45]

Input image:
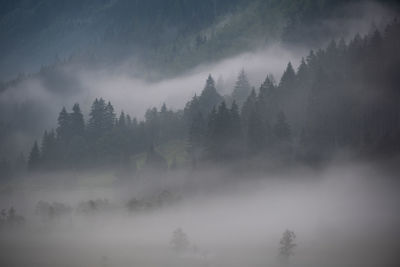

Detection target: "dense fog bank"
[1, 160, 400, 267]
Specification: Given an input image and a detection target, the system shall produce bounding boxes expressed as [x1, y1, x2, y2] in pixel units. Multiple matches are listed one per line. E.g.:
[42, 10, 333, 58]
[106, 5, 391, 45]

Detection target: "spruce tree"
[118, 111, 126, 128]
[258, 75, 277, 122]
[56, 107, 70, 141]
[198, 75, 223, 115]
[70, 103, 85, 137]
[41, 130, 56, 167]
[279, 62, 296, 90]
[104, 101, 116, 131]
[232, 69, 251, 107]
[87, 98, 107, 139]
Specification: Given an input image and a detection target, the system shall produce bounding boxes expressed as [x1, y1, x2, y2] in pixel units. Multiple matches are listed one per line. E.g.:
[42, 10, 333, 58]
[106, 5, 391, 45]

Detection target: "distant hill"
[1, 0, 398, 80]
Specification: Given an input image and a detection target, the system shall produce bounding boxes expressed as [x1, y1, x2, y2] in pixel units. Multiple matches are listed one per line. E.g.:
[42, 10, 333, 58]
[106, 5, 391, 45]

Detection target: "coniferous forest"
[1, 1, 400, 267]
[20, 20, 400, 174]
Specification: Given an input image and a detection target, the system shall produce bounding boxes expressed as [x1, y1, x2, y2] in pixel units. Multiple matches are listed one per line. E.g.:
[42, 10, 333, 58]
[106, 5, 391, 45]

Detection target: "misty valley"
[1, 1, 400, 267]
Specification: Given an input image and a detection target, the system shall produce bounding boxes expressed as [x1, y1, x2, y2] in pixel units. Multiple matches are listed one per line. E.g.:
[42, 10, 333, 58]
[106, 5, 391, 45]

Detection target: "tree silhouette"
[170, 227, 190, 253]
[232, 69, 251, 107]
[279, 229, 296, 263]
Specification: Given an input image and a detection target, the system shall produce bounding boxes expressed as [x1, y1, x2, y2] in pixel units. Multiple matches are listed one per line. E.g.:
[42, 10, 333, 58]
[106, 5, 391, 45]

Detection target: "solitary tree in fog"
[170, 227, 190, 253]
[279, 229, 296, 263]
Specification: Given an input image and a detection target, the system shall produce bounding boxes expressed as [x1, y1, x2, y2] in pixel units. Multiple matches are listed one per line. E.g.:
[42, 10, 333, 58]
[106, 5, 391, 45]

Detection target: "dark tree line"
[186, 20, 400, 163]
[28, 99, 184, 171]
[26, 20, 400, 172]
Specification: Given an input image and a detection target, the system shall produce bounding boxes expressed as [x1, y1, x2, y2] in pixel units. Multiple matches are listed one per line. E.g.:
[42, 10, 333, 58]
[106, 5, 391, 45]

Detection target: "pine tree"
[70, 103, 85, 137]
[104, 101, 116, 131]
[118, 111, 126, 128]
[232, 69, 251, 107]
[87, 98, 104, 139]
[279, 62, 296, 90]
[198, 75, 223, 115]
[41, 130, 56, 167]
[296, 58, 308, 81]
[56, 107, 70, 141]
[160, 103, 167, 114]
[258, 75, 278, 122]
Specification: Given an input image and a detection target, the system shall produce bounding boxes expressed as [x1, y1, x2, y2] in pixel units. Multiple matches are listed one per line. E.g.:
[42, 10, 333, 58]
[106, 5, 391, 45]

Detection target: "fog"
[1, 1, 400, 266]
[0, 43, 306, 158]
[1, 160, 399, 267]
[2, 44, 301, 116]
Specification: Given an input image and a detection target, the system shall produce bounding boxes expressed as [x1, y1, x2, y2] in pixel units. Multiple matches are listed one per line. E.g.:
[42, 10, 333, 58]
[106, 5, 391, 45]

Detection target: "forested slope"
[1, 20, 397, 178]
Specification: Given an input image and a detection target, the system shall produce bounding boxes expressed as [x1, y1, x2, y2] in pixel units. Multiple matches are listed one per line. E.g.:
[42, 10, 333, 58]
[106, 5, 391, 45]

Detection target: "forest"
[4, 20, 395, 177]
[1, 2, 400, 267]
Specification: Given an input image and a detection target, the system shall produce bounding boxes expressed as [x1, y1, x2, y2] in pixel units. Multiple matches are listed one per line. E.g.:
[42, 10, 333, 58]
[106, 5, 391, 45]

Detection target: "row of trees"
[26, 20, 400, 172]
[28, 98, 184, 171]
[185, 74, 293, 163]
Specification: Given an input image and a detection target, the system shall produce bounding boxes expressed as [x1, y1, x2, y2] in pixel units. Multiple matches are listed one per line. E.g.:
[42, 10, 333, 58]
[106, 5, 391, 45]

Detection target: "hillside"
[1, 0, 397, 80]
